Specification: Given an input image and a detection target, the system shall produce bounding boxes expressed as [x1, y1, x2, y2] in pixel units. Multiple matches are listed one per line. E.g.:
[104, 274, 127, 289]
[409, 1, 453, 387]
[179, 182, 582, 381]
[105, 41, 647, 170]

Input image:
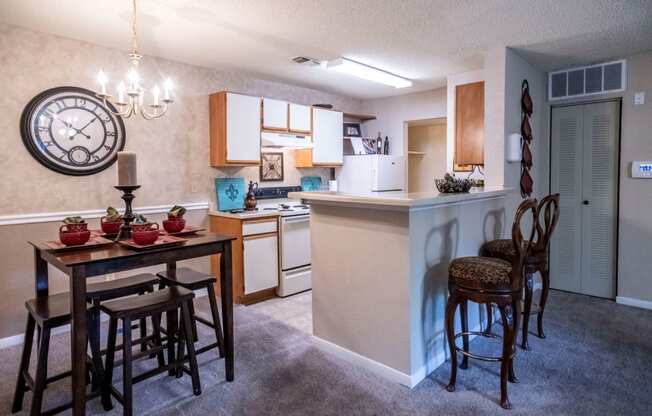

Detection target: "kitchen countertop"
[288, 186, 511, 210]
[208, 210, 280, 219]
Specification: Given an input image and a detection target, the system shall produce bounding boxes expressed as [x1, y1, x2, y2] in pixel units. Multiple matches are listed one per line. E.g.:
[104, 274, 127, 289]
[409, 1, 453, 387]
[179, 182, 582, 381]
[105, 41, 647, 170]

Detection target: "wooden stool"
[157, 268, 225, 358]
[445, 199, 537, 409]
[481, 194, 560, 349]
[12, 273, 160, 415]
[101, 287, 200, 416]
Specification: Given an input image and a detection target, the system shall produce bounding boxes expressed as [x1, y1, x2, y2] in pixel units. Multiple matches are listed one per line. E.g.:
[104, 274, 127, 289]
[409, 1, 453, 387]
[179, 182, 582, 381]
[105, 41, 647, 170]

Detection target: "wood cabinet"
[210, 214, 279, 304]
[454, 81, 484, 166]
[295, 107, 343, 167]
[289, 103, 311, 133]
[209, 91, 261, 167]
[262, 98, 288, 131]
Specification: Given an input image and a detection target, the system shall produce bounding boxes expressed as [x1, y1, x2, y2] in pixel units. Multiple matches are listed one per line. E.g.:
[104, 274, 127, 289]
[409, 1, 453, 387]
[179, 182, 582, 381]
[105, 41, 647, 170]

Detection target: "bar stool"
[101, 286, 200, 416]
[157, 268, 225, 358]
[445, 198, 537, 409]
[481, 194, 560, 349]
[12, 273, 159, 415]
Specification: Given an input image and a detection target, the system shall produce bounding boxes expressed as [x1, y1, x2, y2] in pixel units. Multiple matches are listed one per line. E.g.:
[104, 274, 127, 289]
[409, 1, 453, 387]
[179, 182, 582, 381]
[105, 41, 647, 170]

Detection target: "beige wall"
[615, 51, 652, 304]
[360, 88, 448, 157]
[532, 49, 652, 305]
[407, 123, 447, 192]
[0, 24, 360, 339]
[0, 23, 361, 216]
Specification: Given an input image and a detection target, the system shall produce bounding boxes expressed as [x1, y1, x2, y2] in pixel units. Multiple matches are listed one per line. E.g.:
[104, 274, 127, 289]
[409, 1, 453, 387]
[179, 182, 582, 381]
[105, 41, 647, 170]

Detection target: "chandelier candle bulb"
[117, 151, 138, 187]
[97, 70, 108, 95]
[152, 85, 160, 106]
[117, 82, 126, 104]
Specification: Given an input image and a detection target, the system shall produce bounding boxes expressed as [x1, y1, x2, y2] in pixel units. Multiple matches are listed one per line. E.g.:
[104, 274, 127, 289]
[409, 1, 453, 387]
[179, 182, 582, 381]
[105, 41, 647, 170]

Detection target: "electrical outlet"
[634, 91, 645, 105]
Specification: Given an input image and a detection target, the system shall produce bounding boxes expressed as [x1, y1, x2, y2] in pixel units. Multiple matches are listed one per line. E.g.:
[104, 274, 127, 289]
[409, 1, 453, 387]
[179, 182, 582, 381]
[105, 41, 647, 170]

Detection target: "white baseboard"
[312, 335, 414, 387]
[616, 296, 652, 311]
[0, 289, 208, 350]
[313, 321, 486, 389]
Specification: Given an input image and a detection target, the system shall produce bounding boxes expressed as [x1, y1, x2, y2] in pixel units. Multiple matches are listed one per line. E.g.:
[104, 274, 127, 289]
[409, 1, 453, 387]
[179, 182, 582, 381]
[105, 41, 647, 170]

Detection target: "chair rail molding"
[0, 202, 210, 226]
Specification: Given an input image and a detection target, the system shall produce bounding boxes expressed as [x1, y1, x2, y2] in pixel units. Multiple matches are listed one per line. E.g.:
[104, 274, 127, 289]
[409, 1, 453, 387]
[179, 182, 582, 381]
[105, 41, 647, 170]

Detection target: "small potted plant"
[59, 216, 91, 246]
[101, 206, 123, 235]
[131, 214, 160, 245]
[163, 205, 187, 233]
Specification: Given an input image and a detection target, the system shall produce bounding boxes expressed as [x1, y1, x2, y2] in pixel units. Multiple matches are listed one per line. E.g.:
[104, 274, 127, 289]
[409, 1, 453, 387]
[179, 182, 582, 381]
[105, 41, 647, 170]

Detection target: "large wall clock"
[20, 86, 126, 176]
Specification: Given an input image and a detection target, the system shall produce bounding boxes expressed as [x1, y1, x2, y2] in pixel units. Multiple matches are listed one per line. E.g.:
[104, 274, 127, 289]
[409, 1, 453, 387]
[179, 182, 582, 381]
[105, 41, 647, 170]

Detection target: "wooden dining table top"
[30, 232, 237, 276]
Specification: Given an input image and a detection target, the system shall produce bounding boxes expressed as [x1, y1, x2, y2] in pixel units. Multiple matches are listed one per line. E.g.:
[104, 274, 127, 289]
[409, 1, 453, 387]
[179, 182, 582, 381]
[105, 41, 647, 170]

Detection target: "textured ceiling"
[1, 0, 651, 99]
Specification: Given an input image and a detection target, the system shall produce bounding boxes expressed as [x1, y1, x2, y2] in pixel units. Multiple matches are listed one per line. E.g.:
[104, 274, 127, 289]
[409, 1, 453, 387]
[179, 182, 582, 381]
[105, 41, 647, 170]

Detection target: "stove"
[228, 186, 310, 217]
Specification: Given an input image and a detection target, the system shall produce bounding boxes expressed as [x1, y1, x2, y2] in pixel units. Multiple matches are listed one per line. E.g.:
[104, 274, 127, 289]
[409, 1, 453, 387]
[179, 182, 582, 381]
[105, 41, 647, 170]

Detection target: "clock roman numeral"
[104, 144, 112, 151]
[76, 98, 87, 107]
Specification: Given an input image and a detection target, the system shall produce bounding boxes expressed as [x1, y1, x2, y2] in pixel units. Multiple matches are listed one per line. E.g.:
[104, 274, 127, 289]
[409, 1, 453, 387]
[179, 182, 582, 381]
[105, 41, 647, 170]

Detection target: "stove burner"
[293, 204, 309, 208]
[263, 207, 277, 211]
[280, 204, 290, 209]
[278, 209, 293, 212]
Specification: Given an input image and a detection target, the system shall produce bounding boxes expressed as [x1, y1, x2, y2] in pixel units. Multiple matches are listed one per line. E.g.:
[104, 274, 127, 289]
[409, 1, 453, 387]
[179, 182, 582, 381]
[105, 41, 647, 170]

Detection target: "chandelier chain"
[131, 0, 138, 56]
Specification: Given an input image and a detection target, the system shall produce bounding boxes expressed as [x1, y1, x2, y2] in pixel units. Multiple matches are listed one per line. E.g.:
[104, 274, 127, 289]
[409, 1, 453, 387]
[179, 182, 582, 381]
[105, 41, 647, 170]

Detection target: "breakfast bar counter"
[289, 187, 511, 387]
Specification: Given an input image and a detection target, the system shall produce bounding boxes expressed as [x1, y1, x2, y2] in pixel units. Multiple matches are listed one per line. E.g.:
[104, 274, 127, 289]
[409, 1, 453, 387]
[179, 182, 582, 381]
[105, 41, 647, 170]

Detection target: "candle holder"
[114, 185, 141, 240]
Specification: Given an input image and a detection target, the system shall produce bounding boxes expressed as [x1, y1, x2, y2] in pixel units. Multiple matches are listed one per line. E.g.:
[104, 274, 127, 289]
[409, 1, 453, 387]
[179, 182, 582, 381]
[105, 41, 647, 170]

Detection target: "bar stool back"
[482, 194, 560, 348]
[445, 198, 537, 409]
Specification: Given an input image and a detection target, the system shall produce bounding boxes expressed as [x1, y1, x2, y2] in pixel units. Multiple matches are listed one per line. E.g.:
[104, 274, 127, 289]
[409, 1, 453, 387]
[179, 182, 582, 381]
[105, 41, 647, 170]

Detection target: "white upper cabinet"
[262, 98, 288, 131]
[226, 93, 261, 163]
[289, 103, 312, 133]
[312, 108, 343, 165]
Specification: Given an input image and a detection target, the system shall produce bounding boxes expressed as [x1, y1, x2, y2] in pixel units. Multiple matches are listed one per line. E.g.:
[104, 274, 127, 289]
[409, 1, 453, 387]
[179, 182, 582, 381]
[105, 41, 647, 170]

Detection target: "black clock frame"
[20, 86, 126, 176]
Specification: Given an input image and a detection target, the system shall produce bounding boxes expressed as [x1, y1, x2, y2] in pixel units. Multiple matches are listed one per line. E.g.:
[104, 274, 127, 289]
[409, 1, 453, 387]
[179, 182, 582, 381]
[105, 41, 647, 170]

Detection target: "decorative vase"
[101, 217, 123, 234]
[132, 223, 160, 245]
[244, 181, 259, 211]
[59, 224, 91, 246]
[163, 216, 186, 233]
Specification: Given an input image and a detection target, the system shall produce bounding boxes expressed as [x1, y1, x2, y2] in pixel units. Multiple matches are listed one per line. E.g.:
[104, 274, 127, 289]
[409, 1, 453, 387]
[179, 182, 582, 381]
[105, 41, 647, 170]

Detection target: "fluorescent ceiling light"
[326, 58, 412, 88]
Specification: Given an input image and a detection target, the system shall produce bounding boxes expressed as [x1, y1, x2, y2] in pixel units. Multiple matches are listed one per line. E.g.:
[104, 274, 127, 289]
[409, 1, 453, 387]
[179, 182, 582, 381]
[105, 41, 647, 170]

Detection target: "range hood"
[261, 132, 313, 149]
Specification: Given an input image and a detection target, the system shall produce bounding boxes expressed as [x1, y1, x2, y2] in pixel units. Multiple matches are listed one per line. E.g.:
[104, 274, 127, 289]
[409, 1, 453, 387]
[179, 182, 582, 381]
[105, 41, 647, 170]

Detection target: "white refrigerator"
[336, 155, 405, 193]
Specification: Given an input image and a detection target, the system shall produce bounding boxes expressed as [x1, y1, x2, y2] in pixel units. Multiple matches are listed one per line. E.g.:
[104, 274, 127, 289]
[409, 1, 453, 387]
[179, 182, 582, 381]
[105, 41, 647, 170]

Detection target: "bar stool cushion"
[481, 239, 515, 262]
[157, 267, 216, 289]
[100, 286, 194, 318]
[449, 256, 512, 291]
[25, 292, 73, 327]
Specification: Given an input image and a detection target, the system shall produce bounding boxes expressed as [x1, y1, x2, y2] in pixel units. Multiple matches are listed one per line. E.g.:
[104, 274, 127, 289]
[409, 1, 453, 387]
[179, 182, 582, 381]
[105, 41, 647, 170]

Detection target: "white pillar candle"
[117, 151, 138, 186]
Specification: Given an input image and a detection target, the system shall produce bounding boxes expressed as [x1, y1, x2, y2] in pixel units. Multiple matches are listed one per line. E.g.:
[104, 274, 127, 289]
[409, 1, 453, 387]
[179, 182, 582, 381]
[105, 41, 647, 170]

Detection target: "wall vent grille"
[548, 59, 626, 101]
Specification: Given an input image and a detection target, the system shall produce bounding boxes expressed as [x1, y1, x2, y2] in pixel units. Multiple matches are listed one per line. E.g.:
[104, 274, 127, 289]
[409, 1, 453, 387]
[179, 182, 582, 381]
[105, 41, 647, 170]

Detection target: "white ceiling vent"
[548, 59, 626, 101]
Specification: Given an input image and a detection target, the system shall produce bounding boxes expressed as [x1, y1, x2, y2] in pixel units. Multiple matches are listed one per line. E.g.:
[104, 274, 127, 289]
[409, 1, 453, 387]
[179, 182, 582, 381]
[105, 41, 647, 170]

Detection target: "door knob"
[582, 200, 590, 205]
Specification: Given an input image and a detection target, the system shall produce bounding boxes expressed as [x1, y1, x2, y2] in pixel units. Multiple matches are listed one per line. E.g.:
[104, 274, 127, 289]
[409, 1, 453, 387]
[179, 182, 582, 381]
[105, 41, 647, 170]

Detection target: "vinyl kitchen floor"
[1, 289, 651, 415]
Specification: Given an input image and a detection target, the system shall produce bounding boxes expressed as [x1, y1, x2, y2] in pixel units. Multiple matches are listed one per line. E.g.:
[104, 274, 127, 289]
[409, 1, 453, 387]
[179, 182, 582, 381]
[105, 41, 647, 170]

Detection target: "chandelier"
[96, 0, 173, 120]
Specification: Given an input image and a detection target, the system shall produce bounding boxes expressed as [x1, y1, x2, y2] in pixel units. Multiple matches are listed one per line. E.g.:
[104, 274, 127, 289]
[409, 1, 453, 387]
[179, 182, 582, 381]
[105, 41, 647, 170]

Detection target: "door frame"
[548, 97, 623, 299]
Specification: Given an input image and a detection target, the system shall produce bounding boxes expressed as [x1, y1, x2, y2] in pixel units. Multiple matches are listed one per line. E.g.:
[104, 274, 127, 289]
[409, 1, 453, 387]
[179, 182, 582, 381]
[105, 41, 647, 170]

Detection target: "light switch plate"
[634, 91, 645, 105]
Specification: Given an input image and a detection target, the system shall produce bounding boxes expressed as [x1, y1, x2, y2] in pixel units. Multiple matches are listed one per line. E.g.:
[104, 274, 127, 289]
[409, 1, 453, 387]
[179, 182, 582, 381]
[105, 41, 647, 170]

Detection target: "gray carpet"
[1, 290, 651, 415]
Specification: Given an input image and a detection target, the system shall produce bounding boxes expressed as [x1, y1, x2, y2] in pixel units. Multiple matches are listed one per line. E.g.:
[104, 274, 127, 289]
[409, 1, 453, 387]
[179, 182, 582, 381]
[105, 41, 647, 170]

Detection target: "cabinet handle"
[582, 200, 590, 205]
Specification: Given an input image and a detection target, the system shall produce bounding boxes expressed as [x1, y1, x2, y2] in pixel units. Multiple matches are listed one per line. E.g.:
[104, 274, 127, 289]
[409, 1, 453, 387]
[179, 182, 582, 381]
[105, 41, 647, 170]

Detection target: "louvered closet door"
[550, 106, 584, 294]
[550, 101, 619, 299]
[580, 101, 619, 298]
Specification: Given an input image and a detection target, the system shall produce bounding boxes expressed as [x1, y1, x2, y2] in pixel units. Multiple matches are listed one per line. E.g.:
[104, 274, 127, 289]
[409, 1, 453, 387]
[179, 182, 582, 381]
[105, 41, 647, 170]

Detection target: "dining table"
[29, 232, 236, 416]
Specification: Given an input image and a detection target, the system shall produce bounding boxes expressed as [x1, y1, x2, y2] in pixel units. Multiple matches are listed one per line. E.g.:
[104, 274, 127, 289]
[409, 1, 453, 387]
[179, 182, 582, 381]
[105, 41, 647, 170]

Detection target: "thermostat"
[632, 161, 652, 178]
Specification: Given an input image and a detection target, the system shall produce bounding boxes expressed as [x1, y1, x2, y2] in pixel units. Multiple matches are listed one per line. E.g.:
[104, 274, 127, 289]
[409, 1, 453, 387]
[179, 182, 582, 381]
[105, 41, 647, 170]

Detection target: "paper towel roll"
[507, 133, 523, 163]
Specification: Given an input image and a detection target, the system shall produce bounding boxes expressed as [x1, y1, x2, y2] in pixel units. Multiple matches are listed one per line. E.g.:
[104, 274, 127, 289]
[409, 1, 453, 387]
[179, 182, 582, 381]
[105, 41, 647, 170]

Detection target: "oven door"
[281, 214, 311, 270]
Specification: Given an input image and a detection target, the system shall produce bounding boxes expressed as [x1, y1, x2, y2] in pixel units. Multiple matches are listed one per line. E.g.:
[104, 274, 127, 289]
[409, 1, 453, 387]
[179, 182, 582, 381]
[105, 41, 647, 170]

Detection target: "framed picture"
[260, 152, 284, 181]
[343, 122, 362, 137]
